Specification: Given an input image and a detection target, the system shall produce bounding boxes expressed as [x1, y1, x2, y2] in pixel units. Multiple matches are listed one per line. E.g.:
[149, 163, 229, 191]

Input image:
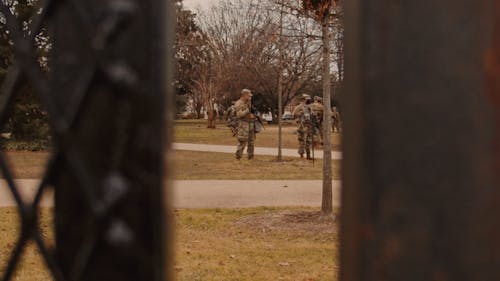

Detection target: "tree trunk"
[206, 92, 216, 128]
[277, 0, 284, 161]
[207, 106, 216, 128]
[321, 19, 333, 214]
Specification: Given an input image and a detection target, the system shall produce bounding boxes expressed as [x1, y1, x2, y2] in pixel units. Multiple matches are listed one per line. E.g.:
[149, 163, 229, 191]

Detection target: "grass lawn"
[174, 207, 338, 281]
[0, 120, 342, 179]
[171, 150, 341, 180]
[0, 119, 341, 280]
[173, 119, 342, 150]
[0, 208, 54, 281]
[1, 150, 341, 180]
[0, 207, 338, 281]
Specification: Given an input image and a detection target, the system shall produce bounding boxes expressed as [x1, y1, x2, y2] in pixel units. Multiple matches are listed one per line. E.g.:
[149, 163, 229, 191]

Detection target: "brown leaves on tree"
[301, 0, 338, 20]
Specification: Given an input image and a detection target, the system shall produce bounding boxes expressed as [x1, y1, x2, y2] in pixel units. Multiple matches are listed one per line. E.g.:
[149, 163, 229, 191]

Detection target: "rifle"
[250, 104, 265, 132]
[307, 129, 315, 165]
[303, 106, 316, 164]
[248, 114, 251, 147]
[312, 141, 315, 165]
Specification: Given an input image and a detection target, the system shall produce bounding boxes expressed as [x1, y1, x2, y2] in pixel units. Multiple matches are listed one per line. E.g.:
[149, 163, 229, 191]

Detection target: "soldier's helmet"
[313, 96, 323, 103]
[301, 94, 311, 100]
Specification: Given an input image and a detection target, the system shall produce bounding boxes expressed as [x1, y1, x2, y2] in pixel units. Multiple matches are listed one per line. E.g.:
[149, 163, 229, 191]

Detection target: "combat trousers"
[236, 121, 255, 159]
[297, 128, 312, 157]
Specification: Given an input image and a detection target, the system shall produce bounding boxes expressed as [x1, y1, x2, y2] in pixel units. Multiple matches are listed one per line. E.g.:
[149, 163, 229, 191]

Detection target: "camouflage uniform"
[225, 103, 238, 136]
[234, 97, 256, 159]
[332, 106, 341, 133]
[292, 95, 319, 159]
[310, 96, 324, 144]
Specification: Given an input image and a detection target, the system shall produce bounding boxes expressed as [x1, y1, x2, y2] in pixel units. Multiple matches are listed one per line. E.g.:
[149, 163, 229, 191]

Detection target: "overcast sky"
[183, 0, 220, 11]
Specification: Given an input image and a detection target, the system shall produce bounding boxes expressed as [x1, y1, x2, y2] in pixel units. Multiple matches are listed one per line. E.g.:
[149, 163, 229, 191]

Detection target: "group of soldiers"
[226, 89, 341, 160]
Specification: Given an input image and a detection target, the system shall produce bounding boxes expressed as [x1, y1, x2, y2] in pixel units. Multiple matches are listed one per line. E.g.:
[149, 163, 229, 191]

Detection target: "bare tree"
[193, 78, 218, 128]
[301, 0, 341, 215]
[193, 52, 219, 128]
[198, 0, 323, 113]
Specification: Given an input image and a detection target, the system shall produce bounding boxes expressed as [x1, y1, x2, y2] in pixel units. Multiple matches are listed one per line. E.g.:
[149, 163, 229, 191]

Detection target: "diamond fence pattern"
[0, 1, 169, 280]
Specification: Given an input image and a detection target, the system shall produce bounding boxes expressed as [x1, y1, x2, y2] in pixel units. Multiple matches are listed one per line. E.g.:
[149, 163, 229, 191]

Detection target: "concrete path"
[172, 143, 343, 160]
[170, 180, 341, 208]
[0, 179, 53, 207]
[0, 142, 343, 209]
[0, 179, 341, 208]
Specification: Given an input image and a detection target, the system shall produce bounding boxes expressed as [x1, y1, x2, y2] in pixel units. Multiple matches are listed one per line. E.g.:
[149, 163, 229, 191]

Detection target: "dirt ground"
[235, 210, 338, 235]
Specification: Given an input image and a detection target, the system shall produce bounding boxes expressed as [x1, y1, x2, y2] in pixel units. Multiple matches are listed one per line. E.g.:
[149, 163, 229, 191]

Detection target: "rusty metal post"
[341, 0, 500, 280]
[51, 1, 173, 280]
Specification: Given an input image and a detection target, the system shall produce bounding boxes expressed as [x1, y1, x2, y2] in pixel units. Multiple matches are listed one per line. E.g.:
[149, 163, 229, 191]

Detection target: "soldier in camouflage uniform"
[234, 89, 257, 160]
[332, 106, 342, 133]
[292, 94, 319, 159]
[310, 96, 324, 144]
[225, 101, 237, 136]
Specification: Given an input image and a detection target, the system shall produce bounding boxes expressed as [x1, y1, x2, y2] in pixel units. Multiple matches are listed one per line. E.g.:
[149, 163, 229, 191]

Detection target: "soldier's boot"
[306, 152, 312, 160]
[299, 153, 304, 158]
[248, 154, 254, 160]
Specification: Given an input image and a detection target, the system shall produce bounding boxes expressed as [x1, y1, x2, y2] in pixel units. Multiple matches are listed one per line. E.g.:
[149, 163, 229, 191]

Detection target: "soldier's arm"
[236, 103, 251, 119]
[292, 105, 302, 119]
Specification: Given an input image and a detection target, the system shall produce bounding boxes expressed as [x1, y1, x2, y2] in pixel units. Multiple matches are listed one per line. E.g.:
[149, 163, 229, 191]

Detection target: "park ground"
[0, 120, 341, 280]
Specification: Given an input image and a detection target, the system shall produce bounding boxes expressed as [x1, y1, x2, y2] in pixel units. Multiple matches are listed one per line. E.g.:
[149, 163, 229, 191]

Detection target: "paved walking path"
[170, 180, 341, 208]
[0, 142, 342, 209]
[172, 143, 343, 160]
[0, 179, 341, 208]
[0, 180, 53, 207]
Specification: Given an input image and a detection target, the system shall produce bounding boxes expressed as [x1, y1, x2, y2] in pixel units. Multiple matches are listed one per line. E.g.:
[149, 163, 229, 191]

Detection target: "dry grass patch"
[0, 150, 341, 180]
[236, 210, 337, 235]
[0, 207, 54, 281]
[174, 207, 339, 281]
[1, 207, 338, 281]
[174, 120, 342, 150]
[174, 120, 236, 145]
[171, 150, 341, 180]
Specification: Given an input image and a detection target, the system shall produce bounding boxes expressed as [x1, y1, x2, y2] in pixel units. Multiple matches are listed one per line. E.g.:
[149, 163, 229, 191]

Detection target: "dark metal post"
[52, 1, 172, 280]
[341, 1, 500, 280]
